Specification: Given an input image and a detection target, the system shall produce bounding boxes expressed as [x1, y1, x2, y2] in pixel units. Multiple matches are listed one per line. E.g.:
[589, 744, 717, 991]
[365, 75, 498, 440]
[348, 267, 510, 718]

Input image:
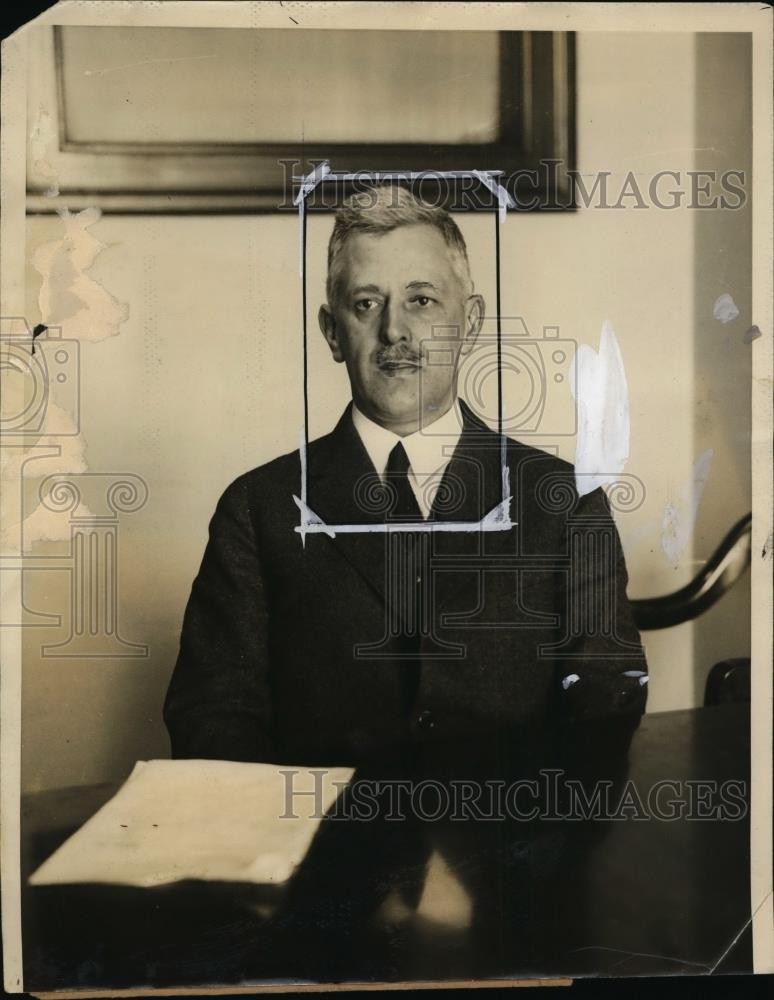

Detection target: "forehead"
[336, 224, 461, 289]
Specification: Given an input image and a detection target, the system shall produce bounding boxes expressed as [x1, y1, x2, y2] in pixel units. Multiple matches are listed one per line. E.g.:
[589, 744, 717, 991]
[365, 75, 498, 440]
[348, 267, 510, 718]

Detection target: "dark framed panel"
[26, 25, 575, 213]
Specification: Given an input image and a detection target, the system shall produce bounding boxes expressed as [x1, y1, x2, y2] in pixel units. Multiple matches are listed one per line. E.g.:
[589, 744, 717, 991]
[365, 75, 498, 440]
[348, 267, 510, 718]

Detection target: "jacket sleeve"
[548, 484, 649, 781]
[163, 475, 275, 763]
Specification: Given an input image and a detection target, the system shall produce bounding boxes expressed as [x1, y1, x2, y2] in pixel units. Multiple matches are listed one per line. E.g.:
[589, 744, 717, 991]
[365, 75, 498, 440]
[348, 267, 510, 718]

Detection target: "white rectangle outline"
[292, 166, 516, 540]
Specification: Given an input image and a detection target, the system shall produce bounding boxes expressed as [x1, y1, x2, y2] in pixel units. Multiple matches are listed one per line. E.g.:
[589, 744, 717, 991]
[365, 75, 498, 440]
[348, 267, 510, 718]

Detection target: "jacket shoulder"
[500, 433, 613, 518]
[214, 428, 337, 511]
[503, 434, 575, 477]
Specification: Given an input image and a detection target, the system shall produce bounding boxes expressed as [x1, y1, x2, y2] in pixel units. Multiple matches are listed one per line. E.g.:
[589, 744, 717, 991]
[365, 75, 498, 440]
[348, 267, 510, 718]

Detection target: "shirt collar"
[351, 400, 464, 479]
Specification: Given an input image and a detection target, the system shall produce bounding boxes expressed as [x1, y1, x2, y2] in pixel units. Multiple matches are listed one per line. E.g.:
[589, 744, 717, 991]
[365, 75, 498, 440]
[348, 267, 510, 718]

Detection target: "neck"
[357, 398, 457, 437]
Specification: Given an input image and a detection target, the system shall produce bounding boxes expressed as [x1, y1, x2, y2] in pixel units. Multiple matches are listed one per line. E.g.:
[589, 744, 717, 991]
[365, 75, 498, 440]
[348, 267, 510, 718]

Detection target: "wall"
[691, 32, 752, 701]
[20, 32, 752, 792]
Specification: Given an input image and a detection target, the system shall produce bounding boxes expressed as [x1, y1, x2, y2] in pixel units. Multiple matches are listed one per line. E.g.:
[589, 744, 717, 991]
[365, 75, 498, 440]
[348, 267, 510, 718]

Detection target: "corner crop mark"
[293, 166, 514, 541]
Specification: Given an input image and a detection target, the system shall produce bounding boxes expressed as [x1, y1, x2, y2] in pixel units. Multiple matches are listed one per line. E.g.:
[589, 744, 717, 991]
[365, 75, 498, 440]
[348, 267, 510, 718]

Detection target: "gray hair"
[326, 184, 473, 305]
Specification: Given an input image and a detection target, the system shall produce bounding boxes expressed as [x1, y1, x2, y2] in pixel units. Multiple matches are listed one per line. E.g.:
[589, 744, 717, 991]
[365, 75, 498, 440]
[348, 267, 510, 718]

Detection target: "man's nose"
[379, 303, 411, 345]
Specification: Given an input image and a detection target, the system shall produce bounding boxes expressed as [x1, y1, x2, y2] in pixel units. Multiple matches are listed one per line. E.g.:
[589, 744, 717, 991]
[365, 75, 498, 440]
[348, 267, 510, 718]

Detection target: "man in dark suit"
[163, 184, 648, 780]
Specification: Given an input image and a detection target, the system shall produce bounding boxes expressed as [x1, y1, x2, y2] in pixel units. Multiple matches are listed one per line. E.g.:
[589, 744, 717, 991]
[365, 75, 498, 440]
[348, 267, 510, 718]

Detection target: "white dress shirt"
[351, 400, 464, 519]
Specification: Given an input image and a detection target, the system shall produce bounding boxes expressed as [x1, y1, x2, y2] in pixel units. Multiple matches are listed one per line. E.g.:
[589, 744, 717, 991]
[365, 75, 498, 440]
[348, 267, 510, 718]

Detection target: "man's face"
[319, 224, 484, 435]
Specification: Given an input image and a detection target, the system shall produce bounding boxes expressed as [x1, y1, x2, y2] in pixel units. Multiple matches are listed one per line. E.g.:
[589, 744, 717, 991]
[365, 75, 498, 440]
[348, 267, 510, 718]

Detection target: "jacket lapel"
[428, 401, 515, 609]
[305, 406, 390, 603]
[430, 400, 508, 524]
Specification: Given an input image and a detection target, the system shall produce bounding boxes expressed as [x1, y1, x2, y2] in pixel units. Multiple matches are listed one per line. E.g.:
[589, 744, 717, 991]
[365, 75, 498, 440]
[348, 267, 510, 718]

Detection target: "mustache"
[375, 346, 425, 367]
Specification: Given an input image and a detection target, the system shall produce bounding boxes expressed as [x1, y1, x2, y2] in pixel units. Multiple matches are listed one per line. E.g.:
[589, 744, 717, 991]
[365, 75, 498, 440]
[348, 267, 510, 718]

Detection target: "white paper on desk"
[28, 759, 354, 888]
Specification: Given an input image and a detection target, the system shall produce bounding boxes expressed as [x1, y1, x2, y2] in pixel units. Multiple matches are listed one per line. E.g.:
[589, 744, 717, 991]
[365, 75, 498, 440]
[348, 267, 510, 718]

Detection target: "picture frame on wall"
[26, 25, 575, 213]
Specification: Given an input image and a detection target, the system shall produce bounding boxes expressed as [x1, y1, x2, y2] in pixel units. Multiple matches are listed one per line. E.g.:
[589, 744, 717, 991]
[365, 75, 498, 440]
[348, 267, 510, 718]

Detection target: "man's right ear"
[318, 305, 345, 363]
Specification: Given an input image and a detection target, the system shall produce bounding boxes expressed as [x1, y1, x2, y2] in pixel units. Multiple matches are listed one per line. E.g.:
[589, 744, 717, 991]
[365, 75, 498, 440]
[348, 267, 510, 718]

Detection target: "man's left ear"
[319, 304, 345, 363]
[461, 294, 485, 355]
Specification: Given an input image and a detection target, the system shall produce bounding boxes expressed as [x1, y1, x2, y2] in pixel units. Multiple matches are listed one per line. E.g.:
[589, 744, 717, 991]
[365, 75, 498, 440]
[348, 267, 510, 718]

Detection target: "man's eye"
[354, 298, 379, 313]
[410, 296, 435, 308]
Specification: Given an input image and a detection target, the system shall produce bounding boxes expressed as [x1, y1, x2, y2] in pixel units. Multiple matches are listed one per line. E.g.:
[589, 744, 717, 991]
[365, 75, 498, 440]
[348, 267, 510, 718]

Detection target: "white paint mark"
[294, 161, 331, 206]
[661, 449, 714, 568]
[638, 676, 649, 686]
[295, 166, 513, 223]
[713, 293, 740, 324]
[472, 170, 515, 223]
[298, 194, 306, 280]
[623, 670, 647, 678]
[300, 169, 508, 184]
[33, 208, 129, 341]
[293, 494, 513, 539]
[562, 674, 580, 690]
[294, 429, 513, 542]
[293, 497, 335, 540]
[295, 169, 516, 535]
[296, 162, 331, 277]
[569, 321, 630, 498]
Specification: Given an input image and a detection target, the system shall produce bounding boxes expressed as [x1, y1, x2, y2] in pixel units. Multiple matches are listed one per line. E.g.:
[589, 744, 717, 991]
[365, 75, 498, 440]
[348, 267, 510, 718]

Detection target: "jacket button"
[416, 709, 435, 730]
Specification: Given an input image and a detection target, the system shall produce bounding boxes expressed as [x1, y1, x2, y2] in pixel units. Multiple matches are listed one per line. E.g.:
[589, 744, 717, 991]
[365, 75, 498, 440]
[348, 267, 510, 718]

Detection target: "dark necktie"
[386, 441, 422, 521]
[384, 442, 423, 715]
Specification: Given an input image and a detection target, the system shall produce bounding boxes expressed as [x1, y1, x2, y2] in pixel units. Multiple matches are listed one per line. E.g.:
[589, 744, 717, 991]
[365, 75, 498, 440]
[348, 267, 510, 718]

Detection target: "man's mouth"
[377, 358, 424, 374]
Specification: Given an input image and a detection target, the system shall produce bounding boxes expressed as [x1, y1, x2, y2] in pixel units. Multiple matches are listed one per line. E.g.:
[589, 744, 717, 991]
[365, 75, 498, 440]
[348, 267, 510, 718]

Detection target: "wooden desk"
[21, 703, 752, 989]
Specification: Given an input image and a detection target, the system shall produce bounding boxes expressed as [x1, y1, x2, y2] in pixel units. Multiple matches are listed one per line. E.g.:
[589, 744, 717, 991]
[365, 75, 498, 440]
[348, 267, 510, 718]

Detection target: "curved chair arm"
[631, 512, 752, 631]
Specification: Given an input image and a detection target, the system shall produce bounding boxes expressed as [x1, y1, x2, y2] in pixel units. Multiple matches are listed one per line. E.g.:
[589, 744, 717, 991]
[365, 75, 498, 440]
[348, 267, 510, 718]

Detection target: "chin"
[380, 407, 421, 428]
[369, 389, 420, 420]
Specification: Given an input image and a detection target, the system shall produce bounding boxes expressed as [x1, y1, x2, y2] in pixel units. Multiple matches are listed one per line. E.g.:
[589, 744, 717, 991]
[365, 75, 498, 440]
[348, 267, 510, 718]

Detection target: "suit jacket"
[163, 400, 648, 773]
